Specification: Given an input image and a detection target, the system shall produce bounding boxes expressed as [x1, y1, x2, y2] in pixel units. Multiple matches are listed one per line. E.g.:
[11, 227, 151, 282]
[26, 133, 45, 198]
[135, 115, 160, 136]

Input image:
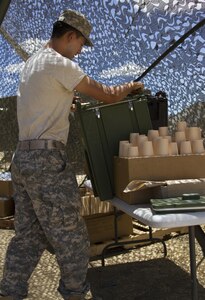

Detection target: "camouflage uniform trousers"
[0, 149, 90, 300]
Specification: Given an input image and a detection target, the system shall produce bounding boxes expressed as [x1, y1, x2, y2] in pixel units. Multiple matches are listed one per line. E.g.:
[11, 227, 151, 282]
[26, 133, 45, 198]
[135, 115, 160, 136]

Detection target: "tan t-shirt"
[17, 47, 85, 144]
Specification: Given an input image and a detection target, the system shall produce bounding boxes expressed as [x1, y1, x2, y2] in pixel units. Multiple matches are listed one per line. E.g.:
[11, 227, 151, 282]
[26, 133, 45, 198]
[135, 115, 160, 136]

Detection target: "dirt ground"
[1, 229, 205, 300]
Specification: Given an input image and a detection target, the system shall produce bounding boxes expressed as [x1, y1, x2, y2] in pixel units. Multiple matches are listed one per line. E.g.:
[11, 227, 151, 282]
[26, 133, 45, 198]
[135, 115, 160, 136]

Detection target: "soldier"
[0, 9, 143, 300]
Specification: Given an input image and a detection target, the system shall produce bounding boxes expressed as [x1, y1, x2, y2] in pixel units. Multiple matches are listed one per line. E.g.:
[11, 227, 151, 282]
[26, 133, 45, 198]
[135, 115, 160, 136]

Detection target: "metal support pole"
[114, 207, 118, 243]
[188, 226, 198, 300]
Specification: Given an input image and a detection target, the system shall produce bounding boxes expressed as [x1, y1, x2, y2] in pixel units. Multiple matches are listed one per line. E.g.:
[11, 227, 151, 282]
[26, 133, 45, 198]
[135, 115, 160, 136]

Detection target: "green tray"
[151, 196, 205, 214]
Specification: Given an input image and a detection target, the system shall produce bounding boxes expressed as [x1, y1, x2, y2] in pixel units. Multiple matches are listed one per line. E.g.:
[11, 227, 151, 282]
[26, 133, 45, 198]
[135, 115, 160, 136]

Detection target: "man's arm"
[75, 76, 144, 104]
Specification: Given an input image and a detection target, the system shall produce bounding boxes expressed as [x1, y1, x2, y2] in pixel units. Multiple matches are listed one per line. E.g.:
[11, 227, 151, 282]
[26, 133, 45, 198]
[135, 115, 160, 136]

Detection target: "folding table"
[109, 197, 205, 300]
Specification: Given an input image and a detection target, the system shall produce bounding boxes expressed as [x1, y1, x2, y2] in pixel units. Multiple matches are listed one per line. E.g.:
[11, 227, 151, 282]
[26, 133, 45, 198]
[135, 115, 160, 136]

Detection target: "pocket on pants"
[50, 202, 80, 231]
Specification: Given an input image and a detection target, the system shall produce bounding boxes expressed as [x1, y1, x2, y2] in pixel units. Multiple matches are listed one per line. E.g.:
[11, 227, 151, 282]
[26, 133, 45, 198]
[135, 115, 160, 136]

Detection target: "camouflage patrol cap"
[58, 9, 93, 47]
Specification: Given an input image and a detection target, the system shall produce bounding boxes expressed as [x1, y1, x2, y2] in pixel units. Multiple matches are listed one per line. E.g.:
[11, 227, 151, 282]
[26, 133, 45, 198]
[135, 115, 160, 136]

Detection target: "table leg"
[101, 208, 167, 266]
[195, 225, 205, 257]
[189, 226, 198, 300]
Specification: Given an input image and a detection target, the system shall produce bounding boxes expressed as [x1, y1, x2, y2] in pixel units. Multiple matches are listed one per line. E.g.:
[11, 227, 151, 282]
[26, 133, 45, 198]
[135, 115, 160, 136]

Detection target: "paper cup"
[128, 145, 139, 157]
[155, 138, 169, 156]
[191, 139, 205, 154]
[152, 137, 162, 154]
[163, 135, 172, 143]
[186, 127, 201, 141]
[137, 134, 148, 146]
[159, 126, 169, 137]
[175, 131, 186, 146]
[141, 141, 154, 156]
[169, 142, 179, 155]
[119, 140, 129, 157]
[147, 130, 159, 141]
[129, 133, 139, 146]
[137, 135, 148, 154]
[180, 141, 192, 155]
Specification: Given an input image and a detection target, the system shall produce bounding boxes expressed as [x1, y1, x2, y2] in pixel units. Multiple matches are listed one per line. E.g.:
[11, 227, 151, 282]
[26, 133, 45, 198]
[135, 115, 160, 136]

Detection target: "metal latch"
[95, 108, 101, 119]
[128, 100, 134, 111]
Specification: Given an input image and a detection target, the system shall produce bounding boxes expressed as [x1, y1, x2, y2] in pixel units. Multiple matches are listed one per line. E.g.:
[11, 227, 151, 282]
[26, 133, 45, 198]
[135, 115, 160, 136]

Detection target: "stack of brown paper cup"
[191, 139, 205, 154]
[180, 141, 192, 154]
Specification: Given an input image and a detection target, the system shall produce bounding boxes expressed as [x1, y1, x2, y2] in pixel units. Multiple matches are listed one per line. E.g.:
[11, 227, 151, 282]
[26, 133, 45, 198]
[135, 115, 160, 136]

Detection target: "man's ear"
[66, 31, 75, 42]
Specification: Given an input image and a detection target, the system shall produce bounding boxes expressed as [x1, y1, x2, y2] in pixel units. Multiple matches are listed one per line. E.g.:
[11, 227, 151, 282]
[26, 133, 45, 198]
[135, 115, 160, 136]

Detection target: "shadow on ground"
[88, 258, 205, 300]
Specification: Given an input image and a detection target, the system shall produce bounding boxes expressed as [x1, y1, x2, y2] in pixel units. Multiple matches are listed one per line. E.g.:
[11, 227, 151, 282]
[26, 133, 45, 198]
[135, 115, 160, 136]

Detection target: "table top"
[111, 198, 205, 229]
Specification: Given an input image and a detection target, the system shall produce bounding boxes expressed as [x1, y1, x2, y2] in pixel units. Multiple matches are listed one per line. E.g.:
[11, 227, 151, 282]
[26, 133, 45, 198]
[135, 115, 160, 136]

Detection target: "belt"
[17, 140, 65, 151]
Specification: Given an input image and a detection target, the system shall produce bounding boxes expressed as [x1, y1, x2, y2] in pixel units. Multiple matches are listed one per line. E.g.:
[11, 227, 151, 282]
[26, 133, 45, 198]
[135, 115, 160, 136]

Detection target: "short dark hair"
[51, 21, 82, 39]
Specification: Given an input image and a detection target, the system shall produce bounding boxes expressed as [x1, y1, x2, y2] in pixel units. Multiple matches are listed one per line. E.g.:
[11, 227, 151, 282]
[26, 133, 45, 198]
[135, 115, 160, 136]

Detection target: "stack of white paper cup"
[169, 142, 179, 155]
[137, 134, 148, 146]
[175, 131, 186, 147]
[186, 127, 201, 141]
[191, 139, 205, 154]
[128, 146, 139, 157]
[119, 141, 129, 157]
[152, 137, 162, 154]
[137, 135, 148, 155]
[180, 141, 192, 155]
[141, 141, 154, 156]
[159, 126, 169, 137]
[118, 123, 204, 158]
[129, 133, 139, 146]
[163, 135, 172, 143]
[155, 138, 169, 156]
[147, 129, 159, 141]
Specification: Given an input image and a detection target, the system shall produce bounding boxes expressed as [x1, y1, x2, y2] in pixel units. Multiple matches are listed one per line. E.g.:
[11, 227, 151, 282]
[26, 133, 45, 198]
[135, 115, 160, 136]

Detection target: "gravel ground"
[1, 229, 205, 300]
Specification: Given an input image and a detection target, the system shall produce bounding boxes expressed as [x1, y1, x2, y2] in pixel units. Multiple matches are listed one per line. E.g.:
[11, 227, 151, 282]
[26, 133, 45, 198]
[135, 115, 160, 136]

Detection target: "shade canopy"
[0, 0, 205, 121]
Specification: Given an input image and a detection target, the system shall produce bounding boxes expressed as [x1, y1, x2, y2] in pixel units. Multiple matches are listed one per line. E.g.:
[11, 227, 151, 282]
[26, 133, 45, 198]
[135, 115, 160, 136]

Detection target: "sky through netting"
[0, 0, 205, 119]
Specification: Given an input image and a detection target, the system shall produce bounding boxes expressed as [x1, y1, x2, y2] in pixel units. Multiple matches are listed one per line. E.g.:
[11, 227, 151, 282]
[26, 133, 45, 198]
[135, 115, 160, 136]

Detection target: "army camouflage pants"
[0, 149, 90, 300]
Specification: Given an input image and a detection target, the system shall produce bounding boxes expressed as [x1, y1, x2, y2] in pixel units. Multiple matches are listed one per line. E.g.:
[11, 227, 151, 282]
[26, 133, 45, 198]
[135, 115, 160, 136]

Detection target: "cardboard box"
[0, 197, 15, 217]
[84, 212, 133, 244]
[81, 194, 113, 216]
[155, 179, 205, 199]
[0, 180, 13, 197]
[114, 155, 205, 204]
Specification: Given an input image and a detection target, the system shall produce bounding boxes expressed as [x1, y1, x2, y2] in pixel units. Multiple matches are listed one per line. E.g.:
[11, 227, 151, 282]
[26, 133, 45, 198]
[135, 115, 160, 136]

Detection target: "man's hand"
[130, 82, 144, 94]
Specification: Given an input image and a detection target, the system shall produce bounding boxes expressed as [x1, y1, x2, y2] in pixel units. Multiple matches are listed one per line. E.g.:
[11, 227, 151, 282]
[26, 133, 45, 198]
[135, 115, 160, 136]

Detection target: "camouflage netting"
[0, 0, 205, 173]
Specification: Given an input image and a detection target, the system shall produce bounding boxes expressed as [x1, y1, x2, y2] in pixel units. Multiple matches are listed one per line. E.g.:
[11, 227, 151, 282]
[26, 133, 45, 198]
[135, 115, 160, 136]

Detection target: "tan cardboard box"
[0, 197, 15, 217]
[155, 180, 205, 199]
[114, 155, 205, 204]
[84, 212, 133, 244]
[0, 180, 13, 197]
[81, 194, 113, 216]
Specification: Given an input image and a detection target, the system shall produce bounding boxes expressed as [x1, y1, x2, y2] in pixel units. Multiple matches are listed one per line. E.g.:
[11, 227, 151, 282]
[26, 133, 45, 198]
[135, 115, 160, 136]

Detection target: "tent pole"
[134, 17, 205, 82]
